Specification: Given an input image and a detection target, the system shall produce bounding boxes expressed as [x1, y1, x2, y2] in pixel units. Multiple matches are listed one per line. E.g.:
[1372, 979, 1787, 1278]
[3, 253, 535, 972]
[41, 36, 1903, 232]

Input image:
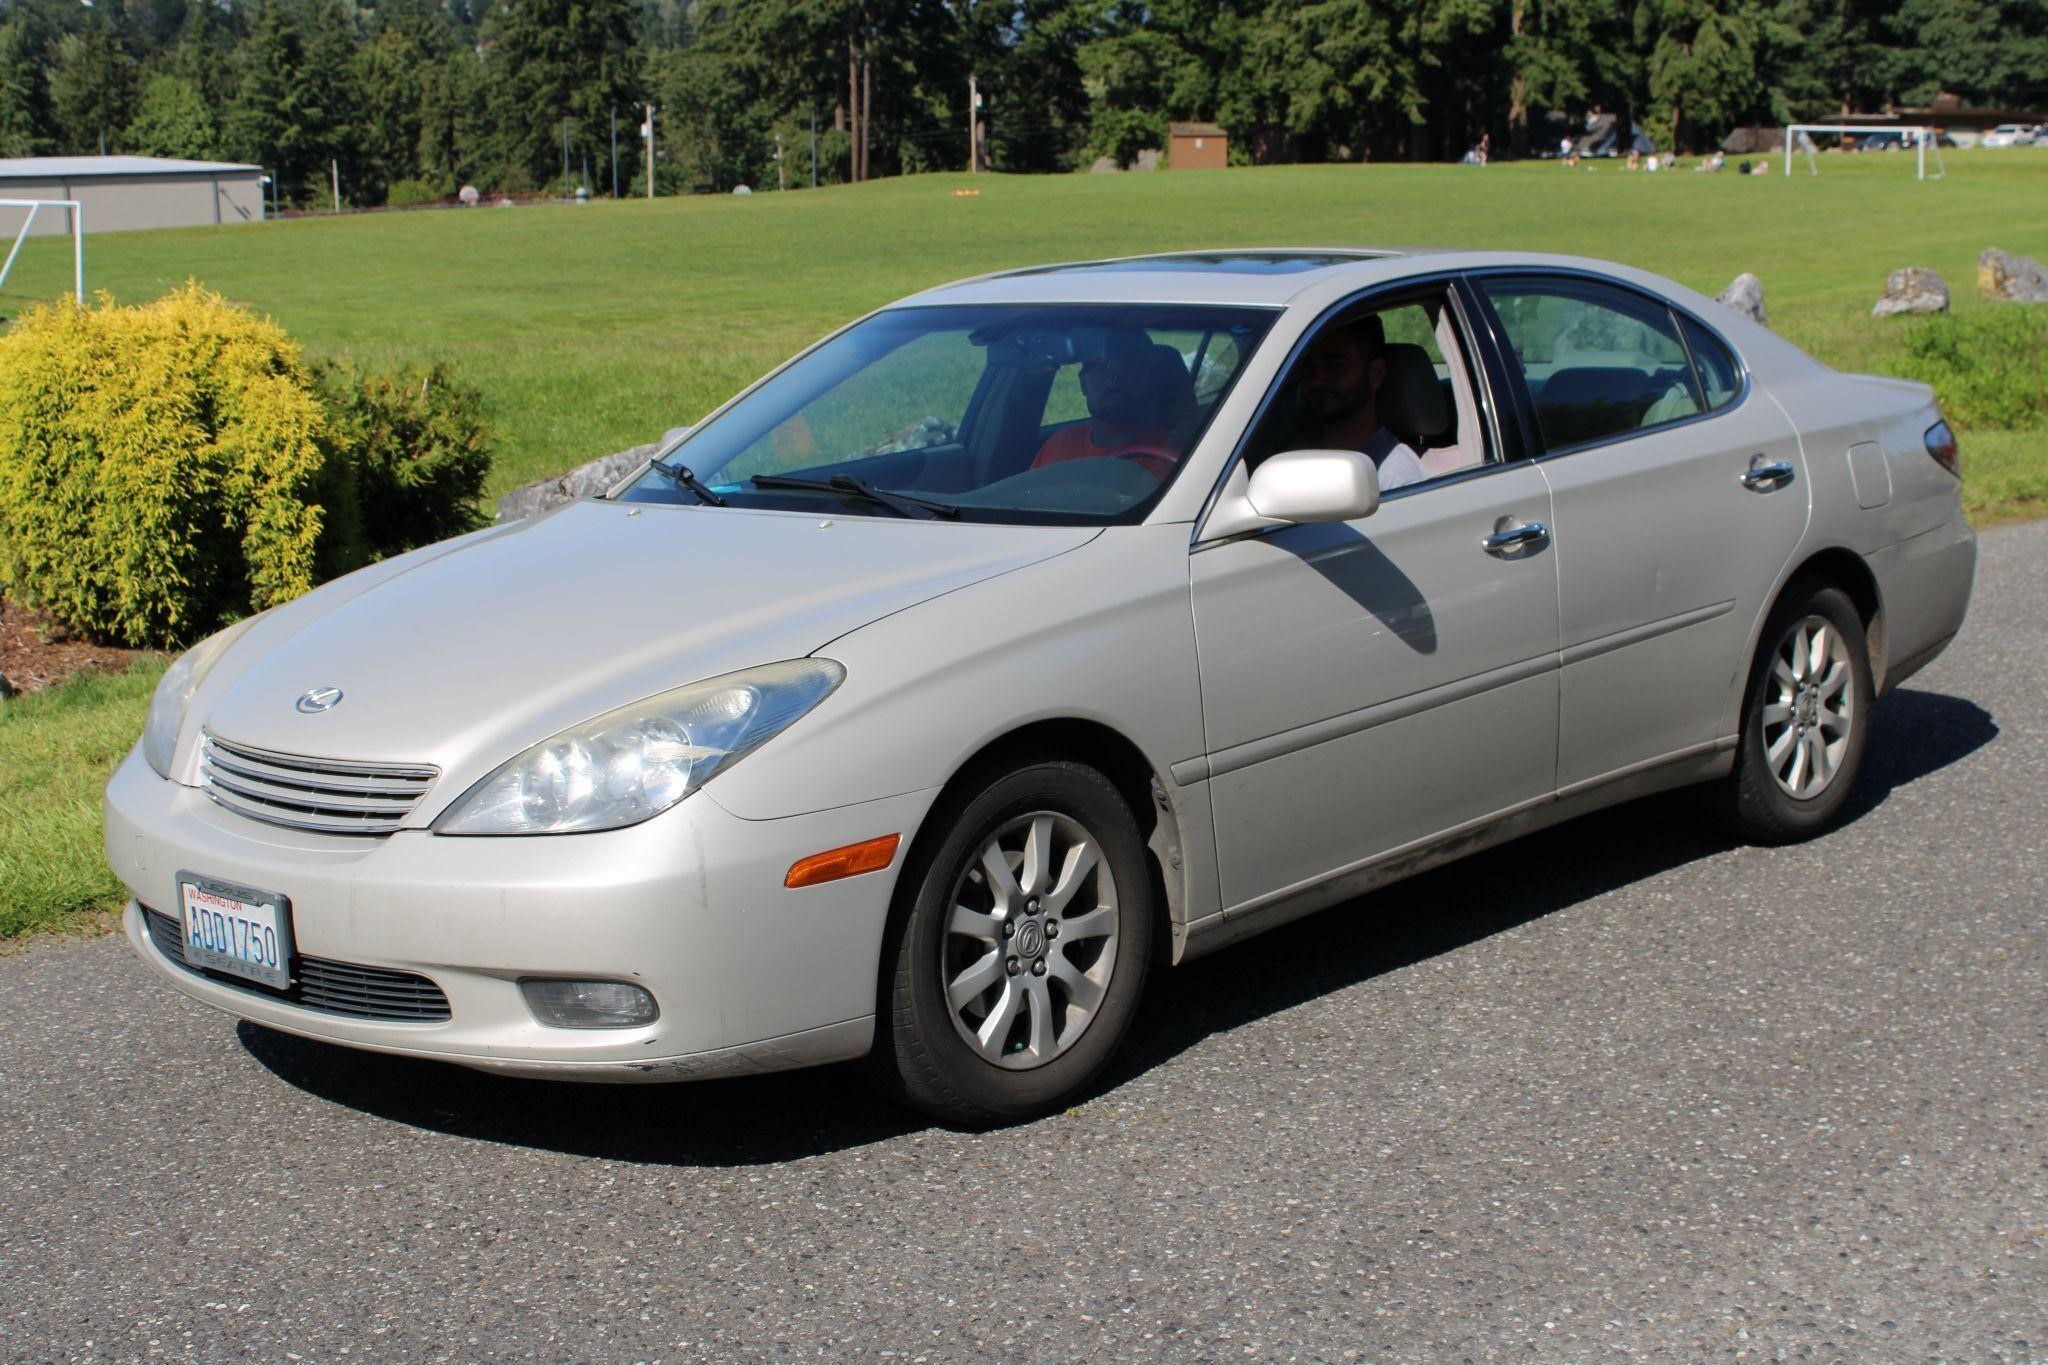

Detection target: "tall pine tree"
[228, 0, 311, 200]
[482, 0, 640, 190]
[0, 20, 54, 157]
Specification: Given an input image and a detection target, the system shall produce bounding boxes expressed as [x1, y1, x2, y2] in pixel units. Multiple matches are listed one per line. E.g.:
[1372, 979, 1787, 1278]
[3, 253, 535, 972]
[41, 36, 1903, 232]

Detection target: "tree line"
[0, 0, 2041, 206]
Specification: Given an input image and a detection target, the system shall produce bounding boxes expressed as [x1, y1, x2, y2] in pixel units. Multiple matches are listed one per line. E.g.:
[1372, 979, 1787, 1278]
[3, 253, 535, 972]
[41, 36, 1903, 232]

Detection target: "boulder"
[1715, 273, 1768, 326]
[496, 442, 661, 522]
[1872, 267, 1951, 317]
[1979, 247, 2048, 302]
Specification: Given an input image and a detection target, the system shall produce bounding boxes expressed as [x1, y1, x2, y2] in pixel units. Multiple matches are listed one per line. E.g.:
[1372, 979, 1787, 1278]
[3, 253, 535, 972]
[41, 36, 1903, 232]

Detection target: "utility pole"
[968, 75, 978, 173]
[643, 104, 656, 199]
[331, 159, 340, 212]
[775, 133, 785, 191]
[610, 109, 619, 198]
[810, 109, 818, 188]
[561, 118, 571, 197]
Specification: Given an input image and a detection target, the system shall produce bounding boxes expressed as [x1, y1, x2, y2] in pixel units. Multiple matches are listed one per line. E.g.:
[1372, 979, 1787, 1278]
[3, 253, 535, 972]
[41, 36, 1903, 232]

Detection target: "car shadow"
[1279, 521, 1440, 654]
[239, 686, 1994, 1164]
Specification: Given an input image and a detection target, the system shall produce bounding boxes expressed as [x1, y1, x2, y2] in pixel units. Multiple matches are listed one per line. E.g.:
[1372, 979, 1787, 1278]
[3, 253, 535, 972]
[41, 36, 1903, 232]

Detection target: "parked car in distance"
[108, 249, 1976, 1125]
[1980, 124, 2033, 148]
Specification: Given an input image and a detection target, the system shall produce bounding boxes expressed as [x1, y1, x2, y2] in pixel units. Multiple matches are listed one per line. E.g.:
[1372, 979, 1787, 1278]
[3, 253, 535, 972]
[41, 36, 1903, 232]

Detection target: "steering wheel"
[1108, 445, 1183, 482]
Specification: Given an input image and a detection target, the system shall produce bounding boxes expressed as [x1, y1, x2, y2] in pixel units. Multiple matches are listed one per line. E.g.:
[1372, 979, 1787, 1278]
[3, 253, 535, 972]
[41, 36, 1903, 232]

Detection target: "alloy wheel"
[1761, 614, 1857, 800]
[940, 811, 1120, 1070]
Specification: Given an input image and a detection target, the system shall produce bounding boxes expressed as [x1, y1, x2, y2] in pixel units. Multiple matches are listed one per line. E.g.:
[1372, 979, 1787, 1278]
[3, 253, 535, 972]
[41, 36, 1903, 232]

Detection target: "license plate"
[177, 872, 295, 990]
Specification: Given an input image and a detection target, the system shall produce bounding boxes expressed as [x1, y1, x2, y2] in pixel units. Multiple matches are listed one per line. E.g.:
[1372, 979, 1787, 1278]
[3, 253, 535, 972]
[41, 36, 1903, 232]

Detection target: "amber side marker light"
[785, 834, 902, 888]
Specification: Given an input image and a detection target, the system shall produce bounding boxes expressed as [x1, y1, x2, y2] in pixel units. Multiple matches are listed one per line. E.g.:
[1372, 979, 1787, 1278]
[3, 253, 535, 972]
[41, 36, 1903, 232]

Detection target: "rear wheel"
[868, 760, 1153, 1126]
[1721, 583, 1873, 843]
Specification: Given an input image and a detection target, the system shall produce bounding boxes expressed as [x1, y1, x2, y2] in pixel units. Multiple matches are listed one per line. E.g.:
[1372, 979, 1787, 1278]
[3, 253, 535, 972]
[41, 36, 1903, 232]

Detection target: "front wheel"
[1720, 583, 1874, 843]
[868, 760, 1153, 1126]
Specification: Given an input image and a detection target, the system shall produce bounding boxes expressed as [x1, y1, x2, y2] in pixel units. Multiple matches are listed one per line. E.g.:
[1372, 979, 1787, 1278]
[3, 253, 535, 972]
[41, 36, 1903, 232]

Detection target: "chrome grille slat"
[142, 908, 452, 1023]
[202, 733, 438, 781]
[202, 750, 431, 800]
[200, 731, 438, 837]
[205, 768, 419, 815]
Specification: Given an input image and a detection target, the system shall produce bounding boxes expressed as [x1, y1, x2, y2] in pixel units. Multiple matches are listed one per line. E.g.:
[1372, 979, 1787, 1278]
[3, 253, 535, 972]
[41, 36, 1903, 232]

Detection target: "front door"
[1191, 466, 1562, 908]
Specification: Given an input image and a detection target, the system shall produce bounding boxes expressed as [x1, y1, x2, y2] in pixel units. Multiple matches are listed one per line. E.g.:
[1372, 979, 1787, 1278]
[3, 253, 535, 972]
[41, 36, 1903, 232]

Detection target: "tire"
[1720, 582, 1874, 844]
[867, 759, 1154, 1126]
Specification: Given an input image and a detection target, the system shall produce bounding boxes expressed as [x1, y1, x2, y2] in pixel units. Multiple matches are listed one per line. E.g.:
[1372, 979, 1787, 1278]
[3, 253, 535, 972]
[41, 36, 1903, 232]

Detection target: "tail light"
[1924, 419, 1959, 476]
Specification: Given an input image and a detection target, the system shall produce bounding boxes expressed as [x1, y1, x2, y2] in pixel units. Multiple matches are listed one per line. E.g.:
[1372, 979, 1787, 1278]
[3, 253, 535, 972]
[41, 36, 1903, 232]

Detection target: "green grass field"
[2, 150, 2045, 939]
[4, 150, 2045, 509]
[0, 661, 158, 941]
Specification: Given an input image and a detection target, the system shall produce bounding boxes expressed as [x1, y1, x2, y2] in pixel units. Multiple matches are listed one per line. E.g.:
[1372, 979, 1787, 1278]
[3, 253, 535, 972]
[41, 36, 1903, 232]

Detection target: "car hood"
[187, 499, 1097, 802]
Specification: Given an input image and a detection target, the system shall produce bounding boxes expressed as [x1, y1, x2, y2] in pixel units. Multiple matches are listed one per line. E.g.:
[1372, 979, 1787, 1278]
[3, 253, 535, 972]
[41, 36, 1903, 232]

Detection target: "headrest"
[1146, 342, 1197, 424]
[1538, 365, 1656, 408]
[1377, 343, 1449, 440]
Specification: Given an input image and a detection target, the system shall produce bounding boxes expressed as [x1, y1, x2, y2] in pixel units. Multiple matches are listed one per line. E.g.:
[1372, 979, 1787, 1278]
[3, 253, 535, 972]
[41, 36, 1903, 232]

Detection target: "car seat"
[1532, 365, 1662, 446]
[1148, 342, 1200, 449]
[1377, 343, 1451, 456]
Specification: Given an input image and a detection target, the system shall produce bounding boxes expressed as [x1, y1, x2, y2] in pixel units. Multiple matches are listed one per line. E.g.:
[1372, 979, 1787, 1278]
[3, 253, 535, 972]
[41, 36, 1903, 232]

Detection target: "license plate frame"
[176, 871, 296, 991]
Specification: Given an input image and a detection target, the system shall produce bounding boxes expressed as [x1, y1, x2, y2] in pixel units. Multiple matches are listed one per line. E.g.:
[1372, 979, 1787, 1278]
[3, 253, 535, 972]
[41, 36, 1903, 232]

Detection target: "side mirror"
[1202, 448, 1381, 540]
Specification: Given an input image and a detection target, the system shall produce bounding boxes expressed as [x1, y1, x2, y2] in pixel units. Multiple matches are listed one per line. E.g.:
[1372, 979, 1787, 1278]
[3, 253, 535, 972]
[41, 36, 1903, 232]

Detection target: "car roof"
[894, 248, 1438, 308]
[890, 247, 1721, 310]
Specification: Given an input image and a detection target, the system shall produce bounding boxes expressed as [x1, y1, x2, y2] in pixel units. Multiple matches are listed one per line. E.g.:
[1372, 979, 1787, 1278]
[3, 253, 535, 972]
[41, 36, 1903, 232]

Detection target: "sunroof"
[1007, 251, 1388, 279]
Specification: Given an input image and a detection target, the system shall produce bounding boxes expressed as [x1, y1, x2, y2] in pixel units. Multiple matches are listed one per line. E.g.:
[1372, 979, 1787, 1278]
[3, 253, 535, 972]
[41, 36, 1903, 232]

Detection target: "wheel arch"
[906, 718, 1190, 962]
[1778, 546, 1888, 691]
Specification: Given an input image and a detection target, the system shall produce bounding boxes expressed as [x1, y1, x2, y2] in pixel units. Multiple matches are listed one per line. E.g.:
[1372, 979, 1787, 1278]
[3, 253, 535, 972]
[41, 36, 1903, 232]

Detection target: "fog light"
[519, 979, 659, 1029]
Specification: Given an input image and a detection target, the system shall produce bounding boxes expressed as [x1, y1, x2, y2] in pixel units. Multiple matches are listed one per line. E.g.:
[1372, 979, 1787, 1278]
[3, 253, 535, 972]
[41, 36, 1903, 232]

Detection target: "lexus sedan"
[108, 249, 1975, 1125]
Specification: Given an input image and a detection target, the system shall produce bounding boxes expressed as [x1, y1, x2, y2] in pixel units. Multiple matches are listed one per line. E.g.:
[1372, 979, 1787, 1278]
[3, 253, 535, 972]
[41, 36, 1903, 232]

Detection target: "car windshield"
[619, 303, 1276, 524]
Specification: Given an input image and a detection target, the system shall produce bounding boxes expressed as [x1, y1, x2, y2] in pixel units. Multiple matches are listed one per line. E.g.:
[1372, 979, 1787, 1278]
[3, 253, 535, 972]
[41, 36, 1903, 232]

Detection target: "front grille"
[142, 907, 452, 1023]
[199, 731, 438, 837]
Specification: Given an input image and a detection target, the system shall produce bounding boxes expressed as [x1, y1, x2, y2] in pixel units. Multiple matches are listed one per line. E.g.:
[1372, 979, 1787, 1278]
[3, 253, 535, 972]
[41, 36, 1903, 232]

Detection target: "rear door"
[1472, 273, 1809, 791]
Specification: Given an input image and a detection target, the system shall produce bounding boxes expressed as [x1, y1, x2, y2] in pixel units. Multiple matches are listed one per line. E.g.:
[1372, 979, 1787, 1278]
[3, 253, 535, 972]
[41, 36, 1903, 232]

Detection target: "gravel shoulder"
[1, 520, 2042, 1361]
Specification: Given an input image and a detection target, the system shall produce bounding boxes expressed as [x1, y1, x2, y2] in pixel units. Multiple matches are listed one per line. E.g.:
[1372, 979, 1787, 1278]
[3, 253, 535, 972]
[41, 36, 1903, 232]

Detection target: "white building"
[0, 157, 265, 236]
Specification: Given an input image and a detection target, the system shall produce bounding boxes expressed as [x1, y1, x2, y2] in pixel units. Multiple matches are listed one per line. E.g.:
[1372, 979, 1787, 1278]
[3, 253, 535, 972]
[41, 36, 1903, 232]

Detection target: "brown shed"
[1168, 123, 1229, 170]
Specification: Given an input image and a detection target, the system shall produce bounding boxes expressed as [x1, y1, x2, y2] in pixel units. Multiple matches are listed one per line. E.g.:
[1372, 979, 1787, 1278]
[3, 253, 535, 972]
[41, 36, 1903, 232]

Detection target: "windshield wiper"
[748, 473, 959, 520]
[648, 456, 727, 507]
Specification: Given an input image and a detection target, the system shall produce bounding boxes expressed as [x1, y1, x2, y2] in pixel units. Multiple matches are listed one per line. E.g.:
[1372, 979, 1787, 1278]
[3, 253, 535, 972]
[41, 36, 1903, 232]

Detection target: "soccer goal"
[1784, 125, 1945, 181]
[0, 198, 85, 304]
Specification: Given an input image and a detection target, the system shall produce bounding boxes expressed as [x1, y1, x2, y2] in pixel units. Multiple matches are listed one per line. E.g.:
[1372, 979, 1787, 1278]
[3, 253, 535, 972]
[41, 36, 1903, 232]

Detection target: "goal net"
[0, 198, 85, 305]
[1784, 125, 1945, 180]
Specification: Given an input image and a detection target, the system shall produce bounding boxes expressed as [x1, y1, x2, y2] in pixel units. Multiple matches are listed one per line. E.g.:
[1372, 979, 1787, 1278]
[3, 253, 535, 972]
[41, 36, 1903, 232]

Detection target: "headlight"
[141, 616, 265, 778]
[434, 659, 844, 836]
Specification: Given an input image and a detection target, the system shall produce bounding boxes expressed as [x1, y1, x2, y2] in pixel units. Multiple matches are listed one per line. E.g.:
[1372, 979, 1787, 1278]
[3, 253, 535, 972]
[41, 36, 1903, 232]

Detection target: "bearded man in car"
[1292, 316, 1427, 492]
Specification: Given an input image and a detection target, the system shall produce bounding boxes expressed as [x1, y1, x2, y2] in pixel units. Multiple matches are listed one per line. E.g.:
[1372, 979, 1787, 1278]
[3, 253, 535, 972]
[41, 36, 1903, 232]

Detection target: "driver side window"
[1245, 291, 1493, 493]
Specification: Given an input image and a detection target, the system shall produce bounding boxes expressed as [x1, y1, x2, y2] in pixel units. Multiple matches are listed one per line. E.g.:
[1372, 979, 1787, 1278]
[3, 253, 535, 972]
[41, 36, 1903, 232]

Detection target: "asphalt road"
[3, 521, 2043, 1362]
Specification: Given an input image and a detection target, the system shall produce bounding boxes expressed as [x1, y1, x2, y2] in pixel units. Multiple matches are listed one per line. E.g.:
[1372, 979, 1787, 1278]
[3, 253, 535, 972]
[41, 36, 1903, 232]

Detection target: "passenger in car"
[1031, 327, 1185, 478]
[1291, 317, 1428, 492]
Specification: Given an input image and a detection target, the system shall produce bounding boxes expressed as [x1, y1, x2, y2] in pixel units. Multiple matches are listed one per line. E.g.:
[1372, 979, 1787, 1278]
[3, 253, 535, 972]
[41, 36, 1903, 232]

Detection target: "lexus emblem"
[295, 687, 344, 714]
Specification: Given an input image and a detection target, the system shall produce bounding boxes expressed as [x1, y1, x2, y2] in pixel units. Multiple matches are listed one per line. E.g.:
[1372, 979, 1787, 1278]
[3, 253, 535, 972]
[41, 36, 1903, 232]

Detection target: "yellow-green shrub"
[0, 286, 336, 645]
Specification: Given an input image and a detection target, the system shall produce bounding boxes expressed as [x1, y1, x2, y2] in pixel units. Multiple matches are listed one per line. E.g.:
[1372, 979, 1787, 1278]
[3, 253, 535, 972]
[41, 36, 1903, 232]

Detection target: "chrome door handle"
[1741, 458, 1796, 491]
[1482, 520, 1550, 556]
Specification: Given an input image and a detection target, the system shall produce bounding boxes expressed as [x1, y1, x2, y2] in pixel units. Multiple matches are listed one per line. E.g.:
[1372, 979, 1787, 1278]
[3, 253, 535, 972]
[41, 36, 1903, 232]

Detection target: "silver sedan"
[107, 250, 1976, 1124]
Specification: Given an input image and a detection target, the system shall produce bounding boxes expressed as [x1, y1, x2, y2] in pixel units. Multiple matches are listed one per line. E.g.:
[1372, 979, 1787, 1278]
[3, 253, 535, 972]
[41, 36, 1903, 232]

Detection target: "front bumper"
[105, 749, 938, 1081]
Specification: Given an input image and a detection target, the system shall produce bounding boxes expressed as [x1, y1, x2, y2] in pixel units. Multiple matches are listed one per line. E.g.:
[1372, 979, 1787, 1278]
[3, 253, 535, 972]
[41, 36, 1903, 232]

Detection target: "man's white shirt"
[1363, 426, 1427, 492]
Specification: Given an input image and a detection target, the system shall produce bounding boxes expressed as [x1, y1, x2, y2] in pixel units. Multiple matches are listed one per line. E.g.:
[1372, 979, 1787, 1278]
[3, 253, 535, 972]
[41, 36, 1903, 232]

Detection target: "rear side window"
[1679, 314, 1742, 410]
[1481, 278, 1706, 452]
